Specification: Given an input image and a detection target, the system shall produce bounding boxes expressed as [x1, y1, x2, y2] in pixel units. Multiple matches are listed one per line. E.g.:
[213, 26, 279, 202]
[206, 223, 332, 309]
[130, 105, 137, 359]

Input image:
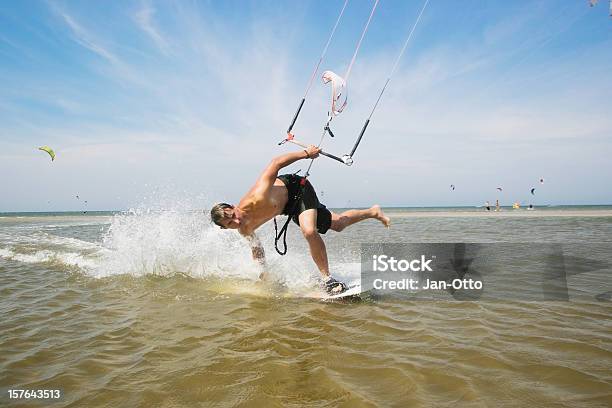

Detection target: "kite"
[450, 184, 455, 190]
[539, 177, 545, 184]
[38, 146, 55, 161]
[531, 188, 536, 195]
[496, 187, 503, 192]
[588, 0, 611, 16]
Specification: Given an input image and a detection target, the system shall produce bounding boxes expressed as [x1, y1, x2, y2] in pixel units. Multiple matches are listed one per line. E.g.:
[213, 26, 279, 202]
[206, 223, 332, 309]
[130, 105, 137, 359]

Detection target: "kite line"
[286, 0, 349, 135]
[279, 0, 430, 169]
[274, 0, 429, 255]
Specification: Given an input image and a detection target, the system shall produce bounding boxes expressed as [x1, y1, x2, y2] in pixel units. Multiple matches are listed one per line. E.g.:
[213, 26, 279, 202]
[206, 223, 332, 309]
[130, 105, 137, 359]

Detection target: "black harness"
[274, 175, 307, 255]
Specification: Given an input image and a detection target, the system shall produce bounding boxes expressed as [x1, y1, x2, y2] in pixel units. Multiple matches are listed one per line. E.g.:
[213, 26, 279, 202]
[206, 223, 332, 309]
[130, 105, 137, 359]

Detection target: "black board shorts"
[277, 174, 332, 234]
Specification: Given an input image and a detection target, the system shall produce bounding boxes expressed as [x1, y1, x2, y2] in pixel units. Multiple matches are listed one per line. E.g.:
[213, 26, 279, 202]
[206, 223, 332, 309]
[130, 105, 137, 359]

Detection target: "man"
[210, 145, 390, 294]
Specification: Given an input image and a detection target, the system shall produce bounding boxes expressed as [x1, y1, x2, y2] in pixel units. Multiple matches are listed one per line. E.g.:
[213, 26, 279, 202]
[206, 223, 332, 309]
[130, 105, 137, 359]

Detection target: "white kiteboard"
[301, 280, 369, 300]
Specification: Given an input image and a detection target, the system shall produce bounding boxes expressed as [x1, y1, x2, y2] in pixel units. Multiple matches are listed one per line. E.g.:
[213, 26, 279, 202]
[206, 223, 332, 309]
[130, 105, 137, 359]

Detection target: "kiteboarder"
[210, 146, 390, 294]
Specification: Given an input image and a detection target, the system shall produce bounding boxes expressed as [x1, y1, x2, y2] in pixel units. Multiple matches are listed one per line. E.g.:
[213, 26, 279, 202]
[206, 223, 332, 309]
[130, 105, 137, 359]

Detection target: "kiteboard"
[301, 280, 370, 300]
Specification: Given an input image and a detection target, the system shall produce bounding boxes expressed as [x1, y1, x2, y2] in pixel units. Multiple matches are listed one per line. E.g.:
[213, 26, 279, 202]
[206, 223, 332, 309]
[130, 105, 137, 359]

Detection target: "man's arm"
[258, 145, 320, 190]
[244, 233, 268, 280]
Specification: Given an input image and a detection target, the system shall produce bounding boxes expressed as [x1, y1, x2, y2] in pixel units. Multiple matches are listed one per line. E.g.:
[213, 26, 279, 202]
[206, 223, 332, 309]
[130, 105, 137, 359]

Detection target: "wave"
[0, 247, 100, 269]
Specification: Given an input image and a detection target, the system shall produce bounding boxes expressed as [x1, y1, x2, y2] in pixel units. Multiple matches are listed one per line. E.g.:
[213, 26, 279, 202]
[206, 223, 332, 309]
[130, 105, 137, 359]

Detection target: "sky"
[0, 0, 611, 212]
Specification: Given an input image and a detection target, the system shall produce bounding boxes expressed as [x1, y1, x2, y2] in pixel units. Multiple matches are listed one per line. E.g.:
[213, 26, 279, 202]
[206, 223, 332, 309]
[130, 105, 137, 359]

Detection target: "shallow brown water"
[1, 210, 611, 407]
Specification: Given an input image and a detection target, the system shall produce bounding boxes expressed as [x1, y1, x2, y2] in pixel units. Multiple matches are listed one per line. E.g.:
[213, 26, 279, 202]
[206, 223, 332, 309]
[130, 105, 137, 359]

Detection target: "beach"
[386, 208, 612, 218]
[1, 207, 611, 407]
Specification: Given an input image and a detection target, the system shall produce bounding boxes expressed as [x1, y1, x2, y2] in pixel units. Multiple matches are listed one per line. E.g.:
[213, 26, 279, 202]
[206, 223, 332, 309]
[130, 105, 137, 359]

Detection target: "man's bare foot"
[371, 205, 391, 228]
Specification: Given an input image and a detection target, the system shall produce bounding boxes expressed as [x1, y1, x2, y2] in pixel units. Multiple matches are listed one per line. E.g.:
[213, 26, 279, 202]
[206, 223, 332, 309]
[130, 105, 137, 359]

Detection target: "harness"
[273, 175, 306, 255]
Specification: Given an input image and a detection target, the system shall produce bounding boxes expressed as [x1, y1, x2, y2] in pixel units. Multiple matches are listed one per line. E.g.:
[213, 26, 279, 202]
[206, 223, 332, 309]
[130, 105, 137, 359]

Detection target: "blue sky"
[1, 0, 611, 211]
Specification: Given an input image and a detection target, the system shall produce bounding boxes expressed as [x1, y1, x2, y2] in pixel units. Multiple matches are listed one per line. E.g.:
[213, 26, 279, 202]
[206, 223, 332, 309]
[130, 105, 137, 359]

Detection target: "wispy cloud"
[1, 0, 611, 210]
[54, 8, 120, 65]
[132, 1, 169, 54]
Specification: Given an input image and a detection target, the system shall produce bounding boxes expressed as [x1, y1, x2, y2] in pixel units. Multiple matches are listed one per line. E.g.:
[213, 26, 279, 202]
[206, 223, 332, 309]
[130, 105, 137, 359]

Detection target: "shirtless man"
[210, 145, 390, 294]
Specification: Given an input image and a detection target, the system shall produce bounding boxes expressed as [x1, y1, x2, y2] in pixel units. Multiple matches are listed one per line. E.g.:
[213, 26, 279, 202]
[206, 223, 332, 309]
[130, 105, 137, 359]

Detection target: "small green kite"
[38, 146, 55, 161]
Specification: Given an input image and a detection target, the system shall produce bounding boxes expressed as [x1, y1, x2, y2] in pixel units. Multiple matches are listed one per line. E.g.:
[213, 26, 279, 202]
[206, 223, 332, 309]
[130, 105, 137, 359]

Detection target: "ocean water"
[1, 207, 611, 407]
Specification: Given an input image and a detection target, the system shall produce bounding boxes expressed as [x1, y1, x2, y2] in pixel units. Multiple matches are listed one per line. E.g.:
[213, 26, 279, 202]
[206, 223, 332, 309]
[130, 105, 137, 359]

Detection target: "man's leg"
[298, 209, 330, 278]
[330, 204, 390, 232]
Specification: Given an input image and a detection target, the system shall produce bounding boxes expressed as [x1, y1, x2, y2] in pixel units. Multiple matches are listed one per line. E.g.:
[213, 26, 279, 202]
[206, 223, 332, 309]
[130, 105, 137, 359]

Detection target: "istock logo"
[363, 242, 611, 302]
[372, 254, 434, 272]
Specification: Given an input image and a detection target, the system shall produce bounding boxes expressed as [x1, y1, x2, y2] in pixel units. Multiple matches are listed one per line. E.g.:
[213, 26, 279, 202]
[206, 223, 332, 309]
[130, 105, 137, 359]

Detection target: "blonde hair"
[210, 203, 233, 227]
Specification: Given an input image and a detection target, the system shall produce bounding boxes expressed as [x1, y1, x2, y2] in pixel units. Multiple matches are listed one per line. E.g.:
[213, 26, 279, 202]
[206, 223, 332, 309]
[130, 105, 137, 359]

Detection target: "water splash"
[0, 190, 361, 293]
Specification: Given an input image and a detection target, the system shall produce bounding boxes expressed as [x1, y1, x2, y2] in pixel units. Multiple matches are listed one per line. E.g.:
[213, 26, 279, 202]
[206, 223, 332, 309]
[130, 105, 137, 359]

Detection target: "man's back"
[237, 178, 289, 235]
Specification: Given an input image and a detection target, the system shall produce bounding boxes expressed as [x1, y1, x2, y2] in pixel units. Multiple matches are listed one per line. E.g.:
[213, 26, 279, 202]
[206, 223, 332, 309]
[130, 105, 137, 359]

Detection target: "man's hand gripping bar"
[278, 133, 354, 166]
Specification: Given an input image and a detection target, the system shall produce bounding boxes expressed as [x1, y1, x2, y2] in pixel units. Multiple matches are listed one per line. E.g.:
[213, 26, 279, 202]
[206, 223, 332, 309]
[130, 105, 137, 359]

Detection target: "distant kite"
[76, 195, 80, 200]
[450, 184, 455, 191]
[588, 0, 612, 16]
[38, 146, 55, 161]
[539, 177, 545, 184]
[530, 188, 536, 195]
[496, 187, 503, 192]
